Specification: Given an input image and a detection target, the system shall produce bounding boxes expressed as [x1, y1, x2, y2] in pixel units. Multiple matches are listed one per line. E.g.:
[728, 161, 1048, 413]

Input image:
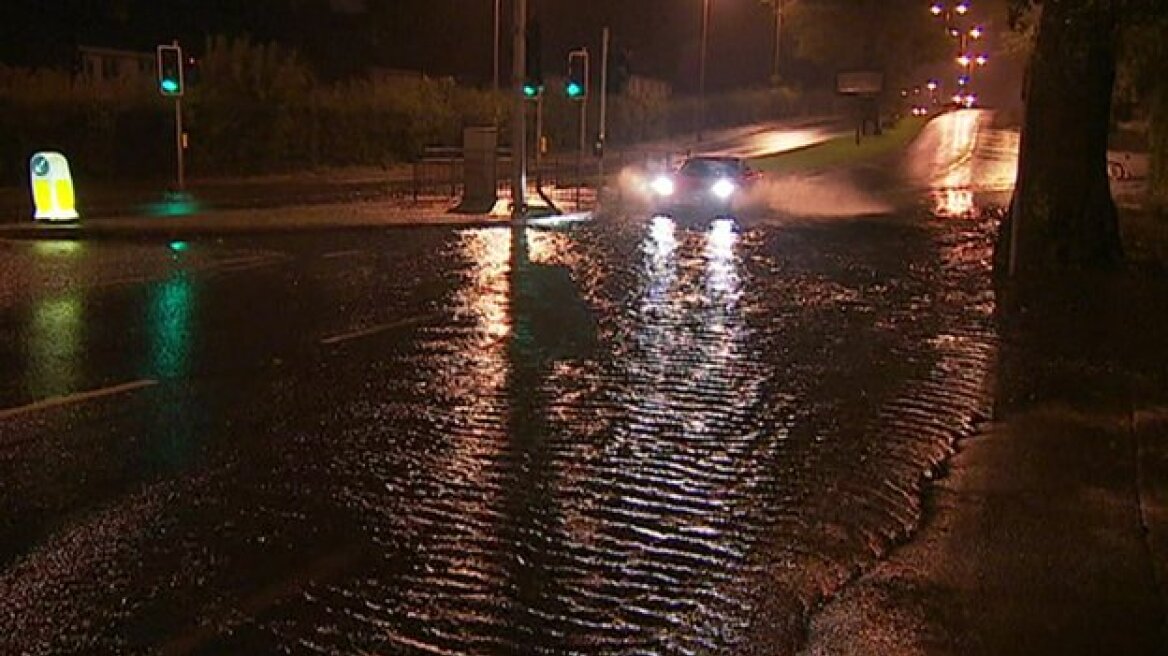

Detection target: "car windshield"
[679, 158, 742, 178]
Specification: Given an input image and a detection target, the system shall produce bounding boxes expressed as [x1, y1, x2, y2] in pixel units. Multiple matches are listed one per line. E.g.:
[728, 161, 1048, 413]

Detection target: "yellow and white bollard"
[30, 151, 80, 222]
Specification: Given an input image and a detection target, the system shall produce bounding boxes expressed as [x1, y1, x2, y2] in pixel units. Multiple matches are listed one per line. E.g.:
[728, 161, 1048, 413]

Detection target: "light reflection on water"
[149, 272, 195, 380]
[910, 109, 1020, 219]
[0, 211, 1004, 654]
[26, 294, 83, 399]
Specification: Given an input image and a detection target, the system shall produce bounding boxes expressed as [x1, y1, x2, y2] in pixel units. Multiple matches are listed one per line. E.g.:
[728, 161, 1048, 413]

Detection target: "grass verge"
[751, 116, 929, 174]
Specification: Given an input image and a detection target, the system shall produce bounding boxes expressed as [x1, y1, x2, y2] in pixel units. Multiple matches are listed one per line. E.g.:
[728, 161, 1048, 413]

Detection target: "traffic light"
[157, 44, 184, 97]
[566, 49, 588, 100]
[524, 20, 543, 99]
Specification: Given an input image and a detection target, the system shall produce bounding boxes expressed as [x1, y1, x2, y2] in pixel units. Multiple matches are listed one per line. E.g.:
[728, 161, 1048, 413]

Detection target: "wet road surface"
[0, 111, 1015, 654]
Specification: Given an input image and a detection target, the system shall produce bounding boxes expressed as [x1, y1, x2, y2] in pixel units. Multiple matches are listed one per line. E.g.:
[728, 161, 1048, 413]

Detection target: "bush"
[1, 38, 828, 183]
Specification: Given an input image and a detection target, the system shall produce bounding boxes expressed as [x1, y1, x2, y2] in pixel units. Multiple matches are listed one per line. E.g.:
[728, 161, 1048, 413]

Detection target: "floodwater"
[0, 111, 1010, 655]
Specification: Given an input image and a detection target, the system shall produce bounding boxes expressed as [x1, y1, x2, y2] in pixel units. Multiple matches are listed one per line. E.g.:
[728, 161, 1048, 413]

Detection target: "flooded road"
[0, 111, 1012, 654]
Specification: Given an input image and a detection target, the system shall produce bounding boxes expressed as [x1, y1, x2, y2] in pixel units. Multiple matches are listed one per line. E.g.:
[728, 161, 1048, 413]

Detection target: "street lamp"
[769, 0, 786, 86]
[698, 0, 711, 140]
[493, 0, 501, 91]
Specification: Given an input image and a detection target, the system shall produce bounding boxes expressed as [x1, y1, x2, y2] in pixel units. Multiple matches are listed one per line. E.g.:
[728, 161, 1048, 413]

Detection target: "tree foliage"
[1116, 9, 1168, 206]
[784, 0, 950, 93]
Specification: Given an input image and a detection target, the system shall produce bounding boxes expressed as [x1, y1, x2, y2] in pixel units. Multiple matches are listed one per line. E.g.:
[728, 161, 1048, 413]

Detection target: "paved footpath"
[803, 272, 1168, 655]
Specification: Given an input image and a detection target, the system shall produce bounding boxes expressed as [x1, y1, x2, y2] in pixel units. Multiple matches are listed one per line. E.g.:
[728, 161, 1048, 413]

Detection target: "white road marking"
[0, 379, 159, 422]
[320, 314, 437, 346]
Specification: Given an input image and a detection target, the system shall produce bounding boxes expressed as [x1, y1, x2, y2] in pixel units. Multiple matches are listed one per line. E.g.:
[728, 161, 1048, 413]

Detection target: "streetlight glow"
[975, 54, 988, 66]
[970, 26, 983, 39]
[930, 3, 943, 15]
[957, 55, 971, 67]
[956, 2, 969, 14]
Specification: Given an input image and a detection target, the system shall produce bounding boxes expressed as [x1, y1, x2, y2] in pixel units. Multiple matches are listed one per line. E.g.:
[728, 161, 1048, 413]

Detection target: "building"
[78, 46, 154, 86]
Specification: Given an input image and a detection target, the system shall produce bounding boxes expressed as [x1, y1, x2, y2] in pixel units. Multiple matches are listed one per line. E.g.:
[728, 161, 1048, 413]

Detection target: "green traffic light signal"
[566, 49, 588, 101]
[523, 83, 542, 99]
[157, 44, 184, 97]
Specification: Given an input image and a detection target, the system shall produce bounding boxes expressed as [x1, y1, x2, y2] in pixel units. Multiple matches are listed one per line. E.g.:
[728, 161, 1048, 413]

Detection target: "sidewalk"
[802, 272, 1168, 655]
[0, 197, 507, 240]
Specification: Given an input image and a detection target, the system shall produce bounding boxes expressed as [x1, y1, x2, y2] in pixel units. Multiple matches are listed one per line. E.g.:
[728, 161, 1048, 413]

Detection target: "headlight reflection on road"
[706, 218, 740, 299]
[646, 215, 677, 260]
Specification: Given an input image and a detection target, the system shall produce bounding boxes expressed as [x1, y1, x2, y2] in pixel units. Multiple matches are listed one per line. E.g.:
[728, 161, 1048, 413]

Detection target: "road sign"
[29, 152, 79, 222]
[836, 70, 884, 96]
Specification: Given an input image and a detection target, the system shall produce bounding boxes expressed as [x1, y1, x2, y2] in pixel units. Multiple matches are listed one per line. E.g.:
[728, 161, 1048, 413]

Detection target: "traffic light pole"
[575, 49, 589, 209]
[598, 27, 609, 205]
[174, 96, 185, 192]
[512, 0, 528, 222]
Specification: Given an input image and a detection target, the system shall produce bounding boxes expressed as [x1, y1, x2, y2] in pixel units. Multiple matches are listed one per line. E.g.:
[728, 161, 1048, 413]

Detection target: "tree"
[1116, 8, 1168, 207]
[783, 0, 949, 93]
[997, 0, 1125, 276]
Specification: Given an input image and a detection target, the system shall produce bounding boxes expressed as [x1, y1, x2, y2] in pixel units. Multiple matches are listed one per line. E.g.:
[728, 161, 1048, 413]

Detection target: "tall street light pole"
[698, 0, 710, 141]
[770, 0, 783, 86]
[493, 0, 501, 92]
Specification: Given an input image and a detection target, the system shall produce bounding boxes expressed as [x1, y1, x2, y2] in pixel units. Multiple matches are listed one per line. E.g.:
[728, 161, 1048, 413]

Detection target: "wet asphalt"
[0, 111, 1018, 655]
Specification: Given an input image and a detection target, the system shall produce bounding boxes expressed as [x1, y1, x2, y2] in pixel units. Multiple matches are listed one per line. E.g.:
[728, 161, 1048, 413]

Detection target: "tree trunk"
[1151, 82, 1168, 209]
[997, 0, 1124, 277]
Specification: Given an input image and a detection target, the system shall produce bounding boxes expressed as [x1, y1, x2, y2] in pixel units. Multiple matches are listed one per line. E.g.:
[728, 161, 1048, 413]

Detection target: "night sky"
[0, 0, 780, 91]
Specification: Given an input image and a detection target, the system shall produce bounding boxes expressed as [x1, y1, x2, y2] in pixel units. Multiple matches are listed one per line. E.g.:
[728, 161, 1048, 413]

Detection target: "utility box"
[453, 127, 499, 215]
[29, 152, 79, 222]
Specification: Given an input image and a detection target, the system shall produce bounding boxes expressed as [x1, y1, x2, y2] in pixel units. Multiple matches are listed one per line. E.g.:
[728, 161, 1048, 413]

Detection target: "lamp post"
[930, 2, 985, 106]
[770, 0, 784, 87]
[493, 0, 501, 92]
[698, 0, 710, 141]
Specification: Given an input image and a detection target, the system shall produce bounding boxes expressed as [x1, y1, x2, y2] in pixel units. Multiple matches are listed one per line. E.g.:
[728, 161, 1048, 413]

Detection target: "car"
[647, 155, 762, 219]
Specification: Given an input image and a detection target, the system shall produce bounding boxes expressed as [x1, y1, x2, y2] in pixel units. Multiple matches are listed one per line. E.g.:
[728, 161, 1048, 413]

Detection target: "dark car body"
[649, 156, 762, 219]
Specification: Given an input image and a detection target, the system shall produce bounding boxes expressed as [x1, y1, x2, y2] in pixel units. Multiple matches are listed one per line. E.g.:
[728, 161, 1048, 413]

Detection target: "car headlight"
[711, 179, 736, 200]
[650, 175, 675, 197]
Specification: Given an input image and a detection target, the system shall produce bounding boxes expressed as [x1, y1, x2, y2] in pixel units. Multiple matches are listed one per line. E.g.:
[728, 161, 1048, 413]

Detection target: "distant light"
[522, 83, 540, 98]
[930, 3, 943, 16]
[970, 26, 984, 39]
[956, 2, 969, 14]
[161, 79, 180, 93]
[975, 54, 989, 66]
[927, 80, 939, 91]
[958, 75, 970, 86]
[957, 55, 972, 67]
[566, 81, 583, 98]
[168, 241, 189, 253]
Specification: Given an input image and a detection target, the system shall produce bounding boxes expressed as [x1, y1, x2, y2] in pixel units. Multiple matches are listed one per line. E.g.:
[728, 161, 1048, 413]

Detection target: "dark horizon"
[0, 0, 788, 92]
